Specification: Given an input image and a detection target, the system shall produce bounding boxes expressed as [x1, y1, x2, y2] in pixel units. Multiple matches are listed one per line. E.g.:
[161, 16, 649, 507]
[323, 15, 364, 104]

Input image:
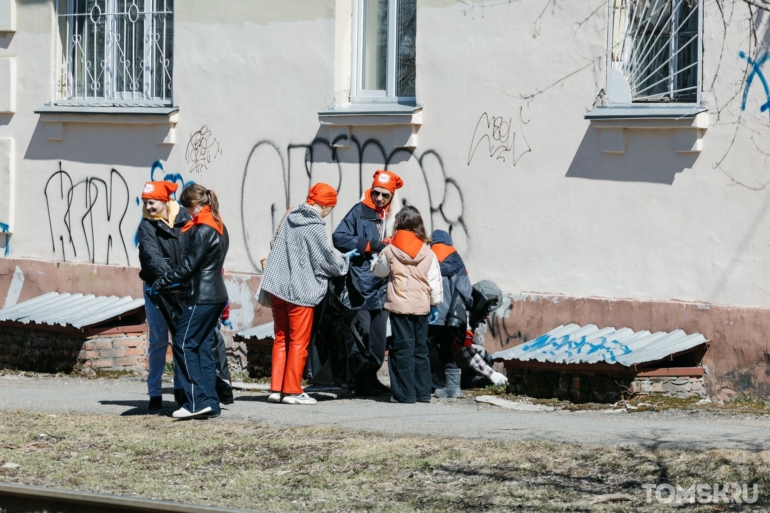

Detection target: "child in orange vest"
[373, 206, 443, 403]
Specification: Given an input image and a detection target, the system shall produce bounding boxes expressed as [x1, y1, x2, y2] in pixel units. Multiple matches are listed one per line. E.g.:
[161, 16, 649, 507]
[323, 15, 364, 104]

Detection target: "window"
[54, 0, 173, 105]
[607, 0, 701, 104]
[352, 0, 416, 102]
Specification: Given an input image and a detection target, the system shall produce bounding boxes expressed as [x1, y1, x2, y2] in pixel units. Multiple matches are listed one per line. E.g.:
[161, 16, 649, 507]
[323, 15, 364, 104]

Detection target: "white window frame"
[605, 0, 703, 105]
[351, 0, 416, 103]
[54, 0, 173, 106]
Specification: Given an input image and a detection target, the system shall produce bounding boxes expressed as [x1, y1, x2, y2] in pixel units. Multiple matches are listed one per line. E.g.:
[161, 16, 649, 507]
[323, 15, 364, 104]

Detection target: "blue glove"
[147, 283, 161, 296]
[344, 248, 360, 259]
[222, 320, 233, 329]
[429, 307, 439, 325]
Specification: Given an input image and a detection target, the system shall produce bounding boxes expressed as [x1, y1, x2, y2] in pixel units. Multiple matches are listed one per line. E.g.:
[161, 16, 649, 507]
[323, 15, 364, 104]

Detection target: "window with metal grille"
[54, 0, 173, 105]
[607, 0, 701, 104]
[353, 0, 416, 102]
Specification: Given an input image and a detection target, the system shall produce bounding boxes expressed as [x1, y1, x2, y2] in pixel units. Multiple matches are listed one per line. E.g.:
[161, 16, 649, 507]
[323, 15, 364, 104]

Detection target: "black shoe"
[173, 389, 185, 407]
[148, 396, 162, 410]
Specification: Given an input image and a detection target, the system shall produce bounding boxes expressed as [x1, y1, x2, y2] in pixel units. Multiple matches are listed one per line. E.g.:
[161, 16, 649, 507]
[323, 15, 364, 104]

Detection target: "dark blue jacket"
[332, 202, 387, 310]
[431, 230, 473, 325]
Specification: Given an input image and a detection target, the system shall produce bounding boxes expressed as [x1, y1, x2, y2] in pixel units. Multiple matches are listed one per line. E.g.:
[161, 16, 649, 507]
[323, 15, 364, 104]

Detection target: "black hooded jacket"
[137, 205, 191, 284]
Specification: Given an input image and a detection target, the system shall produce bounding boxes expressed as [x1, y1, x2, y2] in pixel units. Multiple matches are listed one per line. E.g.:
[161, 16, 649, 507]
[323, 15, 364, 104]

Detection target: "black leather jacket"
[153, 224, 229, 305]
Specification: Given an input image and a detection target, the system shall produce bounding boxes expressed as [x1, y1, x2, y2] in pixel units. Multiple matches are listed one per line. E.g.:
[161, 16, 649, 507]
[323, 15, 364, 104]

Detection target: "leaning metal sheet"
[0, 292, 144, 329]
[491, 324, 708, 367]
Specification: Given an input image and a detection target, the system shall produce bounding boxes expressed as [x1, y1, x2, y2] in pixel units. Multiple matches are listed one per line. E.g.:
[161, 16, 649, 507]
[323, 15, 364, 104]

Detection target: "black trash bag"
[148, 288, 187, 336]
[444, 288, 468, 342]
[305, 273, 365, 384]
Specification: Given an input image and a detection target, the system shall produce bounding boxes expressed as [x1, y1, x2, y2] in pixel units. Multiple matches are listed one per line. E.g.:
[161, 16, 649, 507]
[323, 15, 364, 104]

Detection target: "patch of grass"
[163, 362, 175, 375]
[1, 411, 767, 512]
[728, 394, 770, 407]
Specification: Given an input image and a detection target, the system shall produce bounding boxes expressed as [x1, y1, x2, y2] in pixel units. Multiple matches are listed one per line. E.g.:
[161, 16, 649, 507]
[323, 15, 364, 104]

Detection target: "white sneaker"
[267, 392, 281, 403]
[281, 393, 317, 405]
[172, 406, 212, 419]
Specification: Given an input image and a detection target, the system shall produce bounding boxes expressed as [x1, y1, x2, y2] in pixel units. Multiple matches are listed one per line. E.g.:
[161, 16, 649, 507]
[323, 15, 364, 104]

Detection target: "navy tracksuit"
[174, 303, 226, 414]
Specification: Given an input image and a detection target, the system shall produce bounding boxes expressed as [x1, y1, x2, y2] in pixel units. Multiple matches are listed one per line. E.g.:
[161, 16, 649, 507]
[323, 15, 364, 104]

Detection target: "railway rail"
[0, 482, 259, 513]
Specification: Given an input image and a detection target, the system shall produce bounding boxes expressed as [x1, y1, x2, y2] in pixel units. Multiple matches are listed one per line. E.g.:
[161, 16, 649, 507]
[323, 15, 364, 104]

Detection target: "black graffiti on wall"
[185, 125, 222, 174]
[44, 162, 131, 266]
[467, 109, 532, 167]
[240, 136, 469, 272]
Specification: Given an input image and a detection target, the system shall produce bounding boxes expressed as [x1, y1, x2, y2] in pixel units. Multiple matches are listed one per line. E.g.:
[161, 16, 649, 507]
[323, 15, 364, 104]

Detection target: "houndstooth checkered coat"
[260, 203, 350, 307]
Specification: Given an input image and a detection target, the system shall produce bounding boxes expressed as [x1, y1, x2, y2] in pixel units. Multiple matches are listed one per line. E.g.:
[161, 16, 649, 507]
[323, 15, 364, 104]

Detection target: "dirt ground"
[0, 411, 768, 512]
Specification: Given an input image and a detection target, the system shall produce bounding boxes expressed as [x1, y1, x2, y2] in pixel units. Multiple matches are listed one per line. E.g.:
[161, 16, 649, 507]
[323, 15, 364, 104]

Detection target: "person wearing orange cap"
[333, 170, 404, 396]
[137, 180, 191, 411]
[260, 183, 358, 405]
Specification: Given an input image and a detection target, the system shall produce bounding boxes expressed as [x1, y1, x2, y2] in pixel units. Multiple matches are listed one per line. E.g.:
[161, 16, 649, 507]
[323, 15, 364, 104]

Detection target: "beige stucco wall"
[2, 0, 770, 313]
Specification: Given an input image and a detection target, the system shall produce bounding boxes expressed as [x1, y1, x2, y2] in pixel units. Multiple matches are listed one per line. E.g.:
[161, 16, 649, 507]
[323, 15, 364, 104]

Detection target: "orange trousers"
[270, 295, 315, 395]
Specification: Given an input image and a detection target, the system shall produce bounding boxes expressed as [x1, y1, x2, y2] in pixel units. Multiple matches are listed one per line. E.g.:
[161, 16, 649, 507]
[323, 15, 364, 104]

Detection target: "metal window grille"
[54, 0, 173, 106]
[608, 0, 702, 103]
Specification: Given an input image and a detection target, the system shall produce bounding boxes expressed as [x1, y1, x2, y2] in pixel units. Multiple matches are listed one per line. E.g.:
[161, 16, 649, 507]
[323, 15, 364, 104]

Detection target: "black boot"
[148, 396, 162, 410]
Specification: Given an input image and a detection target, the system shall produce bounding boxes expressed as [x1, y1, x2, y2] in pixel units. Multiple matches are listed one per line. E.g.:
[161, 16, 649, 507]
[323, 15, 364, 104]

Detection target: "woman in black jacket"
[151, 184, 229, 419]
[138, 181, 190, 411]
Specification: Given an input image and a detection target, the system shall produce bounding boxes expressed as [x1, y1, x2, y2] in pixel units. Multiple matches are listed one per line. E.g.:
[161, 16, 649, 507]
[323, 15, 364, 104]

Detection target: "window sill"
[585, 105, 709, 154]
[318, 103, 422, 149]
[34, 104, 180, 145]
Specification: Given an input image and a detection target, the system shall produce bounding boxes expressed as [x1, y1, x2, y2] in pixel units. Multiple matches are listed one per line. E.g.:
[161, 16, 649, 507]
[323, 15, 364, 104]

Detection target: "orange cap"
[372, 170, 404, 194]
[306, 183, 338, 207]
[141, 181, 178, 203]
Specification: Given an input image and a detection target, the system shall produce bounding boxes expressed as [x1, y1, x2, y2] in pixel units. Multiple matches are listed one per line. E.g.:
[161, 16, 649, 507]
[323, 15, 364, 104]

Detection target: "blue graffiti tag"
[522, 334, 633, 363]
[740, 51, 770, 121]
[0, 222, 10, 257]
[150, 160, 194, 198]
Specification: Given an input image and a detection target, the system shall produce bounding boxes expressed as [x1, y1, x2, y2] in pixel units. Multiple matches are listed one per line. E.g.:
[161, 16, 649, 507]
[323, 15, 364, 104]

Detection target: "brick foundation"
[630, 376, 706, 398]
[244, 339, 272, 379]
[506, 368, 706, 403]
[0, 325, 147, 374]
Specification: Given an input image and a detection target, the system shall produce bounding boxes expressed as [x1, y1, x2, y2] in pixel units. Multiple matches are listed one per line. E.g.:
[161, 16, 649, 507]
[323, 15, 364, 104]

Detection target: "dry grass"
[472, 385, 770, 414]
[0, 412, 768, 512]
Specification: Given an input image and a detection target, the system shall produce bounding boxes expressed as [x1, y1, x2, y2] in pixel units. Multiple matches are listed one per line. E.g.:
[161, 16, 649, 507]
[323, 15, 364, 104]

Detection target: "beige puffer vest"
[373, 243, 443, 316]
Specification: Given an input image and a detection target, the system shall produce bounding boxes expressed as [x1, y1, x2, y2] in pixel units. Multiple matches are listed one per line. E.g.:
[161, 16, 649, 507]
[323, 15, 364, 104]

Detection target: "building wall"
[2, 1, 770, 395]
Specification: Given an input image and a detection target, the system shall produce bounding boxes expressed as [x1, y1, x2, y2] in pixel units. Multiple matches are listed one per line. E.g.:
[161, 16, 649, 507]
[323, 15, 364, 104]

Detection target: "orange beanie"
[306, 183, 338, 207]
[141, 181, 178, 203]
[372, 170, 404, 194]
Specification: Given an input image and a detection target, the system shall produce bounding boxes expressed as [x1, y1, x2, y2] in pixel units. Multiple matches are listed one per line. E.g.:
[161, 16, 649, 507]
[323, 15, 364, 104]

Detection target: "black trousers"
[388, 313, 431, 403]
[173, 302, 226, 414]
[427, 326, 459, 389]
[353, 309, 389, 373]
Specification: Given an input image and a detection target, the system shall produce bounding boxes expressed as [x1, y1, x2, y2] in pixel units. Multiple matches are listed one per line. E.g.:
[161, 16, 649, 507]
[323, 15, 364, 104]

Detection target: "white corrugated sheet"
[237, 322, 275, 341]
[491, 324, 708, 367]
[0, 292, 145, 329]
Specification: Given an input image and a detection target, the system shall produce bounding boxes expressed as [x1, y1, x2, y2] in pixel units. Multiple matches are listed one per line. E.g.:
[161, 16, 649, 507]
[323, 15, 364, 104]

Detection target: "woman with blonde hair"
[137, 181, 190, 410]
[151, 184, 229, 419]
